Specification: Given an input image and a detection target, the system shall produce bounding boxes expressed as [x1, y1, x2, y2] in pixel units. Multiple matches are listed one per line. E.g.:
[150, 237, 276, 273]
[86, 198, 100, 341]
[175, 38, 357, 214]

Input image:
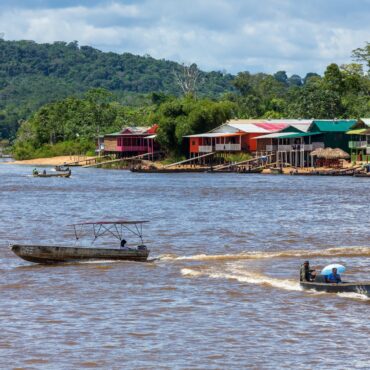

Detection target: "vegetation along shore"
[1, 39, 370, 170]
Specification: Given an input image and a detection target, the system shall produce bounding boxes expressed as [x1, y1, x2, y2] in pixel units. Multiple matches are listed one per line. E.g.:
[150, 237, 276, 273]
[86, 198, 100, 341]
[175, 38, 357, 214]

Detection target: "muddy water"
[1, 164, 370, 369]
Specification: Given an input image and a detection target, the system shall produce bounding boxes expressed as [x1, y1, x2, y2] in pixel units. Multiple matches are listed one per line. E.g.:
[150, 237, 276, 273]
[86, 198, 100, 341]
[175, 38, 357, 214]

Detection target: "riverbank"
[2, 155, 93, 166]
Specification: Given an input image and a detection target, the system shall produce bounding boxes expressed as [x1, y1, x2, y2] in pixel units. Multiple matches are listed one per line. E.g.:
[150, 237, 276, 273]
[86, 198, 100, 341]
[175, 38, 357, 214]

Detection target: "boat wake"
[160, 246, 370, 263]
[181, 265, 370, 300]
[181, 266, 302, 291]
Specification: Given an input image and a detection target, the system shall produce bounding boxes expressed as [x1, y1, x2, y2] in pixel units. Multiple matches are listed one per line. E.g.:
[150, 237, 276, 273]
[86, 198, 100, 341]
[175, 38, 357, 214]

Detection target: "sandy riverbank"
[3, 155, 94, 166]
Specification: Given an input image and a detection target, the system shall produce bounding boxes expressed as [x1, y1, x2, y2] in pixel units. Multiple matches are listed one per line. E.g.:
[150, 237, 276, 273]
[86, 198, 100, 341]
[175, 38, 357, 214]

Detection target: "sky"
[0, 0, 369, 76]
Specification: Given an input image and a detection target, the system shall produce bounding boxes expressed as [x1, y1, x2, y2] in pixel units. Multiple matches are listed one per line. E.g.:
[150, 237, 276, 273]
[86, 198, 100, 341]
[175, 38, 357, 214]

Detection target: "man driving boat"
[300, 261, 317, 282]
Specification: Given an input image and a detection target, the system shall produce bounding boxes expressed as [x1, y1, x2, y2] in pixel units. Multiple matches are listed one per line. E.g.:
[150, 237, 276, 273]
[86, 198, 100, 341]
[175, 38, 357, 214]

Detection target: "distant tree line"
[7, 40, 370, 158]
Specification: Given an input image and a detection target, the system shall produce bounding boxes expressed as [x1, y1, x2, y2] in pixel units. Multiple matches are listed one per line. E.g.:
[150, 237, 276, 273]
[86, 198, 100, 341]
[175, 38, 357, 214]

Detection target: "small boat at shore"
[300, 281, 370, 296]
[33, 169, 71, 178]
[10, 220, 150, 264]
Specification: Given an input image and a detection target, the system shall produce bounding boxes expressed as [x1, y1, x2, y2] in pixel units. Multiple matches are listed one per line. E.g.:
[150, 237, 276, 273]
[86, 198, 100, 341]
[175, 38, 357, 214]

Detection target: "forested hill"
[0, 39, 234, 138]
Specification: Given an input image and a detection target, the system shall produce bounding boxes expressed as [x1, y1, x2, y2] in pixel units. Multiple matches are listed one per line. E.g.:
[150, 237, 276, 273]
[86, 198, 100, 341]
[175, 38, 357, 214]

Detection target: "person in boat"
[43, 169, 46, 175]
[325, 268, 342, 284]
[300, 261, 317, 282]
[120, 239, 127, 249]
[33, 168, 38, 175]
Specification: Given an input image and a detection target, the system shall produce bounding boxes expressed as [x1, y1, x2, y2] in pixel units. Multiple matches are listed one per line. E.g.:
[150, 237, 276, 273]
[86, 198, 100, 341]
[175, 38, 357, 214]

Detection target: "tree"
[288, 74, 302, 87]
[323, 63, 345, 95]
[173, 63, 203, 97]
[233, 71, 254, 96]
[352, 42, 370, 70]
[274, 71, 288, 86]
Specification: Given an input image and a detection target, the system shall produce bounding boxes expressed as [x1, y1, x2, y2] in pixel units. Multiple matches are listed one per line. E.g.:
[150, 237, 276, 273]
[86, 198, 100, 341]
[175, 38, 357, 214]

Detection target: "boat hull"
[33, 172, 71, 178]
[300, 281, 370, 296]
[11, 244, 149, 264]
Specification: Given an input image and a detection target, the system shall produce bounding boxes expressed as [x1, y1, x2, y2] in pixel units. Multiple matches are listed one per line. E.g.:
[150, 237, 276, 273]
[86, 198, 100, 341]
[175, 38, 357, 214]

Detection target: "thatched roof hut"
[310, 147, 349, 159]
[327, 148, 350, 159]
[310, 148, 325, 157]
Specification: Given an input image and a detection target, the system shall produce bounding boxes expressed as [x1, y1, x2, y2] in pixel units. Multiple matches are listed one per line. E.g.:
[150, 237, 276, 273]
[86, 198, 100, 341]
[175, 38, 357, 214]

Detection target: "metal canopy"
[70, 221, 147, 244]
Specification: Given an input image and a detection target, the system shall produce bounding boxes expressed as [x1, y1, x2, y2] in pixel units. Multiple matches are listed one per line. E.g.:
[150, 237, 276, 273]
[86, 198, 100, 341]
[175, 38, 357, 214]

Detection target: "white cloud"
[0, 0, 369, 76]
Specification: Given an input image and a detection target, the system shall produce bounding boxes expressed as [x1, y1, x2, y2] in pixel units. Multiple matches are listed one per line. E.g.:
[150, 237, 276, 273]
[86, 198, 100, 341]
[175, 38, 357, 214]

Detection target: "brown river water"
[1, 163, 370, 369]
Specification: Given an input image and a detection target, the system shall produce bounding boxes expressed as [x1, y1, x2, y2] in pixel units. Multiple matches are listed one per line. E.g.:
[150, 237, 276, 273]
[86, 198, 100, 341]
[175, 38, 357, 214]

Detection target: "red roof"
[254, 123, 288, 131]
[147, 124, 158, 134]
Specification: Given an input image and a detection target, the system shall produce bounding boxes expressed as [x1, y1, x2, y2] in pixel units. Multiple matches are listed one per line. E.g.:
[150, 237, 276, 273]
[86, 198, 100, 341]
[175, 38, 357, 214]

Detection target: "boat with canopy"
[10, 220, 150, 264]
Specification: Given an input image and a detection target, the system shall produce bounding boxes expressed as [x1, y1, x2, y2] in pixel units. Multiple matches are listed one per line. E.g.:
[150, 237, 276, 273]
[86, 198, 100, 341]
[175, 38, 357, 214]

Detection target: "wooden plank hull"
[11, 244, 149, 264]
[33, 172, 71, 178]
[300, 281, 370, 296]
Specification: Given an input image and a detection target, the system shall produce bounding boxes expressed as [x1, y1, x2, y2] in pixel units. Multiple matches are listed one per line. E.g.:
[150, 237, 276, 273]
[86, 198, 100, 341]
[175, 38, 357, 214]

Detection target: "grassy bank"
[12, 139, 95, 160]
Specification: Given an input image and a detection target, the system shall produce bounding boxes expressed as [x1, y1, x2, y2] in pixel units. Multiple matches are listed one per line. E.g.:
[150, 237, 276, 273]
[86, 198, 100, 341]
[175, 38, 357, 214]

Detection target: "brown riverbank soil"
[3, 155, 94, 166]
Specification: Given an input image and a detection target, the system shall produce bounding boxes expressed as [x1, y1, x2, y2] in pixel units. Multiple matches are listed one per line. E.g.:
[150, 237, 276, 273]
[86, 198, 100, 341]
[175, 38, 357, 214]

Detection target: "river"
[0, 163, 370, 369]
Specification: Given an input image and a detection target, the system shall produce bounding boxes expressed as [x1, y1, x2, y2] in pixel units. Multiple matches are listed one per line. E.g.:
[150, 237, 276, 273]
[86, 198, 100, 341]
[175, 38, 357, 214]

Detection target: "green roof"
[311, 120, 356, 132]
[276, 132, 322, 139]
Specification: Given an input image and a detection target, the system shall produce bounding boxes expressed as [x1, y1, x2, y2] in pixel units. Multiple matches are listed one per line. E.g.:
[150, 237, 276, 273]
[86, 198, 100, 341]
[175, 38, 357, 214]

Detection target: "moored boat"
[10, 220, 150, 264]
[11, 244, 149, 264]
[300, 281, 370, 296]
[33, 169, 71, 178]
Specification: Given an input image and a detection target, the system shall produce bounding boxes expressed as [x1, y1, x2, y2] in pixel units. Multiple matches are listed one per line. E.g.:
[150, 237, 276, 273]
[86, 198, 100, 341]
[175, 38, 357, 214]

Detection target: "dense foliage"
[6, 40, 370, 159]
[13, 88, 153, 159]
[0, 39, 234, 139]
[154, 97, 236, 154]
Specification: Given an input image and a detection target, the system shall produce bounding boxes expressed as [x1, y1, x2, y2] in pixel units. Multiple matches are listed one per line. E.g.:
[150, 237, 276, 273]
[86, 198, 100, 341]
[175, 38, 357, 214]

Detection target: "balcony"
[198, 145, 213, 153]
[117, 145, 148, 152]
[277, 142, 325, 151]
[215, 143, 241, 151]
[266, 145, 278, 151]
[349, 141, 367, 149]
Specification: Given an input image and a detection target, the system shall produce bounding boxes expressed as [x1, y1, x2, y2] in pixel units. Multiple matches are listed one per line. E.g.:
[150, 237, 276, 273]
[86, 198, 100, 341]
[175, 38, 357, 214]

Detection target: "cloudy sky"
[0, 0, 369, 76]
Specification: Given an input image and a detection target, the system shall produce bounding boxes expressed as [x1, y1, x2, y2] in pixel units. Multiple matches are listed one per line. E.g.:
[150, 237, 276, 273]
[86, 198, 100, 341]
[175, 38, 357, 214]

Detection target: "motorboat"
[10, 220, 150, 264]
[33, 169, 71, 178]
[300, 273, 370, 296]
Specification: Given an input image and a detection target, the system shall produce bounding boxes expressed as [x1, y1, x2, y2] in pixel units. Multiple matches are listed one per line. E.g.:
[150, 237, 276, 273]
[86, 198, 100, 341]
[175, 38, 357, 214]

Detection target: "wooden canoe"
[11, 244, 149, 264]
[33, 171, 71, 178]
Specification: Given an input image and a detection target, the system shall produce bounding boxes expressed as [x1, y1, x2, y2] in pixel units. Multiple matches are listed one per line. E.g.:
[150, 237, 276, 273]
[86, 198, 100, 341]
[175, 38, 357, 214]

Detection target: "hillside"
[0, 39, 235, 139]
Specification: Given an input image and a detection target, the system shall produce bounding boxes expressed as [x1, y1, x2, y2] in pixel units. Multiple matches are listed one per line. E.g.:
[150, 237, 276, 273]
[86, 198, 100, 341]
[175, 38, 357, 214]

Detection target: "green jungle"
[0, 39, 369, 159]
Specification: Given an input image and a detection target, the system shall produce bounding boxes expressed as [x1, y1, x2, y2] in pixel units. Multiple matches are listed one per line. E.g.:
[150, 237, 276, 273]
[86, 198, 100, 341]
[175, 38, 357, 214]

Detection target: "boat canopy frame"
[69, 221, 149, 245]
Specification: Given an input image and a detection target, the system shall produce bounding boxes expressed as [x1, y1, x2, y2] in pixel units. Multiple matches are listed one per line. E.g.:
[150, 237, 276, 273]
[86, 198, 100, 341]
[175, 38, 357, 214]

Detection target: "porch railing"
[198, 145, 213, 153]
[349, 141, 367, 149]
[215, 143, 241, 151]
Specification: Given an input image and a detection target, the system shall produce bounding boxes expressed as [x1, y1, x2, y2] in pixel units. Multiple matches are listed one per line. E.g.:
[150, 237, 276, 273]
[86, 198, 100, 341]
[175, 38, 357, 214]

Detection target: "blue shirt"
[327, 273, 341, 283]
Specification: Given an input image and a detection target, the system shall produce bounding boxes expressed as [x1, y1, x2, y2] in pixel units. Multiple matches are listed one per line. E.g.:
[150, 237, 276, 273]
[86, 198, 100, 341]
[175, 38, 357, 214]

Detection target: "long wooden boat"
[10, 220, 150, 264]
[11, 244, 149, 264]
[300, 281, 370, 296]
[33, 170, 71, 178]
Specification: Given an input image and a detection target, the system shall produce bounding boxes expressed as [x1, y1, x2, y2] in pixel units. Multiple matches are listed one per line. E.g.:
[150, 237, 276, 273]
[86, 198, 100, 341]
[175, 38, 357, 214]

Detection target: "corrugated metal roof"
[311, 120, 356, 132]
[254, 132, 322, 140]
[226, 123, 271, 133]
[360, 118, 370, 126]
[254, 132, 298, 139]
